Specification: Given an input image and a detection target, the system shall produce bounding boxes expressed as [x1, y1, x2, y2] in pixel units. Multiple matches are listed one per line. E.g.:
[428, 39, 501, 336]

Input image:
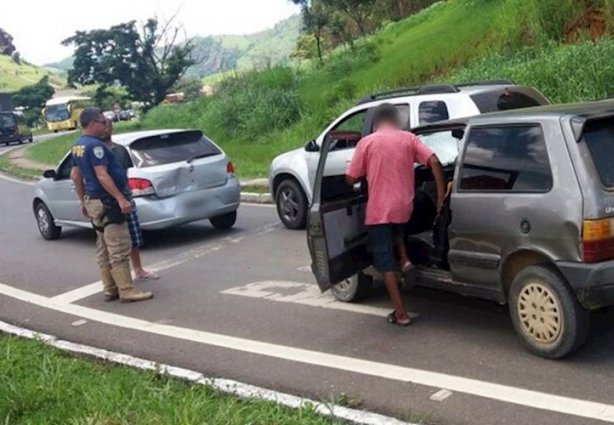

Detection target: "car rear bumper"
[135, 178, 241, 230]
[557, 260, 614, 310]
[0, 135, 20, 144]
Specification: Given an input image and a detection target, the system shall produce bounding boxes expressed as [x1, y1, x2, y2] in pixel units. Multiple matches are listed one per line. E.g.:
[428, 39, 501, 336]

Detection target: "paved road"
[0, 174, 613, 424]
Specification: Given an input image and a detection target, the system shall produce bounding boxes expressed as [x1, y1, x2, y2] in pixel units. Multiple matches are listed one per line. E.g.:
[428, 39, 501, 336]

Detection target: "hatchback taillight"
[227, 161, 235, 175]
[128, 178, 155, 197]
[583, 218, 614, 263]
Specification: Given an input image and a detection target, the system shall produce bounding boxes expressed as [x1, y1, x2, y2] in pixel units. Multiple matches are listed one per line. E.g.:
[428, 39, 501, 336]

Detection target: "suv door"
[47, 155, 84, 223]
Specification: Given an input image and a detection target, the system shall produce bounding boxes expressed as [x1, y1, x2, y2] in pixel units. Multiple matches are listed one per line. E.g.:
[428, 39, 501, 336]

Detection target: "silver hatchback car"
[33, 129, 241, 240]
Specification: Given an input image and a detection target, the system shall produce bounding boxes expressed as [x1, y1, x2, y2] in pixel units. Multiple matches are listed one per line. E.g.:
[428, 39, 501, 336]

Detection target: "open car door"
[307, 135, 371, 292]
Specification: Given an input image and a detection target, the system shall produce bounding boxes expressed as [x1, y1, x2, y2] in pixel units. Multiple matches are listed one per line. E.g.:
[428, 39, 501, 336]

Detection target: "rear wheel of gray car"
[34, 202, 62, 240]
[275, 179, 307, 230]
[332, 272, 373, 303]
[509, 265, 589, 359]
[210, 211, 237, 230]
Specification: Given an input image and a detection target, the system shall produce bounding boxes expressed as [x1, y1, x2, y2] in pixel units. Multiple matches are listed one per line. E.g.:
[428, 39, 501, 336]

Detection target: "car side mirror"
[304, 139, 320, 152]
[43, 169, 56, 179]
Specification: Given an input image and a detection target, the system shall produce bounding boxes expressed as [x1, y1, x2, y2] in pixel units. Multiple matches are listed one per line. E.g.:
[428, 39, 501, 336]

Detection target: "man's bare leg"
[396, 235, 411, 270]
[130, 248, 158, 279]
[383, 271, 410, 322]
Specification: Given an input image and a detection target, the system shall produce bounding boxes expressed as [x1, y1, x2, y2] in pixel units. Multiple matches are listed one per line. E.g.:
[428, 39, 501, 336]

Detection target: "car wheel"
[210, 211, 237, 230]
[332, 272, 373, 303]
[509, 265, 589, 359]
[275, 179, 307, 230]
[34, 202, 62, 240]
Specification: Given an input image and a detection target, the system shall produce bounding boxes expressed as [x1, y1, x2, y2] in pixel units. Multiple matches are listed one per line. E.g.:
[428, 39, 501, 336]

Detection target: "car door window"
[459, 124, 552, 192]
[57, 156, 73, 180]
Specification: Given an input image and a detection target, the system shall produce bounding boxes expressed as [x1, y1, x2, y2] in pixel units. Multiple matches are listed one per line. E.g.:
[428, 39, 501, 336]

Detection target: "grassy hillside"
[0, 55, 65, 92]
[24, 0, 614, 178]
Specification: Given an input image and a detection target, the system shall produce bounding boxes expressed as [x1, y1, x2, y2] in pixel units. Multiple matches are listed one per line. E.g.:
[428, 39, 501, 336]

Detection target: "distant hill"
[46, 15, 301, 79]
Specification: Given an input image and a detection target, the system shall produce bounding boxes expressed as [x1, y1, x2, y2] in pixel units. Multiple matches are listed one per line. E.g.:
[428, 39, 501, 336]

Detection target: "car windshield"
[583, 118, 614, 188]
[130, 131, 222, 167]
[417, 129, 460, 165]
[45, 104, 70, 122]
[0, 113, 16, 129]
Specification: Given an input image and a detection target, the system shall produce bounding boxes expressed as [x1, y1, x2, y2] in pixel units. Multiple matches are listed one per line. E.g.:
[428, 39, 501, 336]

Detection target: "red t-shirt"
[346, 126, 434, 225]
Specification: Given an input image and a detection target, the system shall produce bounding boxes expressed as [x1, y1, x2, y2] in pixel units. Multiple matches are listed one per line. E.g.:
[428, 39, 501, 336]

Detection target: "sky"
[2, 0, 300, 65]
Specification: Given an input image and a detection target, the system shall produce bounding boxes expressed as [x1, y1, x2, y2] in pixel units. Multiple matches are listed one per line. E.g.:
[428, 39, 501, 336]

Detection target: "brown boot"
[111, 261, 153, 303]
[100, 268, 119, 302]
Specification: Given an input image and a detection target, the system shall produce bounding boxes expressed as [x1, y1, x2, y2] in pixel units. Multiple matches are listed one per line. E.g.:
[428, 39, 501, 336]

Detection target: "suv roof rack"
[455, 79, 516, 87]
[356, 84, 460, 105]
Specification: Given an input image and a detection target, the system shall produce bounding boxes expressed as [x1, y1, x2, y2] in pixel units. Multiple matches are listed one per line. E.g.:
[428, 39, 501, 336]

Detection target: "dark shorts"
[127, 199, 143, 248]
[368, 224, 404, 273]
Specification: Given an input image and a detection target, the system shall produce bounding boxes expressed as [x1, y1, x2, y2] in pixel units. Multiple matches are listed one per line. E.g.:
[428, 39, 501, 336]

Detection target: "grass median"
[0, 334, 342, 424]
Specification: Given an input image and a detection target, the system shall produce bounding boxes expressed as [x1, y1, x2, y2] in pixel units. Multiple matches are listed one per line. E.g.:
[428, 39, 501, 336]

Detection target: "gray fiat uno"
[307, 99, 614, 359]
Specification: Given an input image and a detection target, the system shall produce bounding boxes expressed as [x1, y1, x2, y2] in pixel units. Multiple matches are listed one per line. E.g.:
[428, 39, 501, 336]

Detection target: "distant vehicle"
[43, 96, 92, 132]
[308, 99, 614, 359]
[103, 110, 118, 122]
[117, 110, 132, 121]
[269, 80, 550, 229]
[33, 129, 240, 240]
[0, 111, 33, 145]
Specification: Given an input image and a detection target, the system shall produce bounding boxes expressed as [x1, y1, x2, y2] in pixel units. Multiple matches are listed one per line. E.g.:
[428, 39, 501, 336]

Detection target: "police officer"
[70, 108, 153, 303]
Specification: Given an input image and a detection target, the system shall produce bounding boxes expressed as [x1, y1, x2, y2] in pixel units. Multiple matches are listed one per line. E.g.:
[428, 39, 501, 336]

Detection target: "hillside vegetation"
[27, 0, 614, 178]
[47, 15, 301, 81]
[0, 55, 65, 92]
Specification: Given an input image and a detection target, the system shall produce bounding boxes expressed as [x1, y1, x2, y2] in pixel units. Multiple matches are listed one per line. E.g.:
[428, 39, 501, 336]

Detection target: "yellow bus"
[43, 96, 92, 132]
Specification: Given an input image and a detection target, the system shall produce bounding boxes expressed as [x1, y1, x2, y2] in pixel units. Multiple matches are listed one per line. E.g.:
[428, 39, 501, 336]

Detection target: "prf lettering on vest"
[72, 145, 85, 157]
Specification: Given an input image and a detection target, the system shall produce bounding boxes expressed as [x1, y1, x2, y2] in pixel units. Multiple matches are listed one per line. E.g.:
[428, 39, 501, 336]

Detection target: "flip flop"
[387, 310, 412, 326]
[135, 271, 160, 281]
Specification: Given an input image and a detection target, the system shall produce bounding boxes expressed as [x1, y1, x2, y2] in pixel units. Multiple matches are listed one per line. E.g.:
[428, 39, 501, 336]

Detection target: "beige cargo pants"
[84, 197, 133, 295]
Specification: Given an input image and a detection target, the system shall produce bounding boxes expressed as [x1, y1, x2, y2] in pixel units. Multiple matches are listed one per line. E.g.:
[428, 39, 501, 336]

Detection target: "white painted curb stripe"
[0, 320, 412, 425]
[1, 281, 614, 423]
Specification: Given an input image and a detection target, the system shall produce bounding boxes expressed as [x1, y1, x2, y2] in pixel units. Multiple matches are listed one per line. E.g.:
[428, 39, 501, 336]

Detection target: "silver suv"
[269, 80, 549, 229]
[307, 99, 614, 359]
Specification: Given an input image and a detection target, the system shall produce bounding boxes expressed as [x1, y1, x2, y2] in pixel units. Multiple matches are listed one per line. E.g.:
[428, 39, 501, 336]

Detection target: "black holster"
[92, 196, 126, 232]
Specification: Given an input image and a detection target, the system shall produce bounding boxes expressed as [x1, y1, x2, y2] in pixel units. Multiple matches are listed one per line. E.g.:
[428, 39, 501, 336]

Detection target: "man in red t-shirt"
[346, 103, 446, 326]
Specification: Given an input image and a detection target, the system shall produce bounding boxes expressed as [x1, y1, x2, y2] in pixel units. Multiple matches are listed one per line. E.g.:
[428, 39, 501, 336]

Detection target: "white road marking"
[222, 280, 392, 317]
[1, 280, 614, 423]
[0, 320, 412, 425]
[50, 223, 281, 304]
[430, 389, 453, 402]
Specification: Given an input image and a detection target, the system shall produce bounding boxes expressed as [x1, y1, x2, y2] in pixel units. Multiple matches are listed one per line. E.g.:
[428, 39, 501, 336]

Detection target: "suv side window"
[419, 101, 449, 125]
[459, 124, 552, 192]
[328, 109, 368, 151]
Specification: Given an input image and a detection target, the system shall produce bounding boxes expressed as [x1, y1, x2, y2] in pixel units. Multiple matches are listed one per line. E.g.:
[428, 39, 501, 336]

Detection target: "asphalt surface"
[1, 139, 614, 424]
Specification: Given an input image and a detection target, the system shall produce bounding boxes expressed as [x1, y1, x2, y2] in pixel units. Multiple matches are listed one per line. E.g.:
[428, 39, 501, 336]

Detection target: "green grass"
[241, 184, 270, 194]
[0, 154, 42, 180]
[0, 55, 65, 92]
[25, 122, 141, 167]
[0, 334, 342, 424]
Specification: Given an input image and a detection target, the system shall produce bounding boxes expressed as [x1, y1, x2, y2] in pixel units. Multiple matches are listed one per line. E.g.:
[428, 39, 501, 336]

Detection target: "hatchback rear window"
[471, 90, 546, 113]
[583, 119, 614, 188]
[130, 131, 221, 168]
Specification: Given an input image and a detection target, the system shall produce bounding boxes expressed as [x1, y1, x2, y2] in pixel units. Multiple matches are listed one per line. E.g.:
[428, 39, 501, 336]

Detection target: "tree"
[321, 0, 376, 35]
[291, 0, 330, 63]
[62, 17, 195, 108]
[13, 76, 54, 110]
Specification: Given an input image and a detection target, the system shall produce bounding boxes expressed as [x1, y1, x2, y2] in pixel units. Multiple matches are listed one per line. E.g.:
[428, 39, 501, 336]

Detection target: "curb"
[240, 191, 273, 204]
[0, 320, 414, 425]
